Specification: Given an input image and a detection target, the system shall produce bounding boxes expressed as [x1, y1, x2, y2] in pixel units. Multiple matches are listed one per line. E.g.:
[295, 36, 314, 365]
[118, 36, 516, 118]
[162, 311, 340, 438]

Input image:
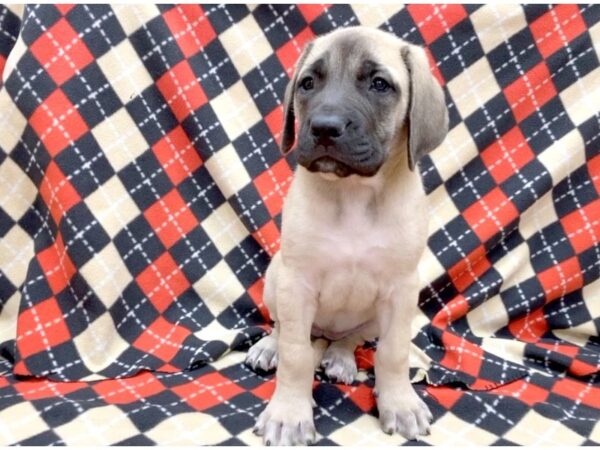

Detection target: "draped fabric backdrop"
[0, 3, 599, 445]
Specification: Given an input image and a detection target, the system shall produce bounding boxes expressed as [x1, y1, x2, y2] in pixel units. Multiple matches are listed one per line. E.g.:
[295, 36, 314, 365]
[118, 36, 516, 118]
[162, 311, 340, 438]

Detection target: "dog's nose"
[310, 115, 345, 141]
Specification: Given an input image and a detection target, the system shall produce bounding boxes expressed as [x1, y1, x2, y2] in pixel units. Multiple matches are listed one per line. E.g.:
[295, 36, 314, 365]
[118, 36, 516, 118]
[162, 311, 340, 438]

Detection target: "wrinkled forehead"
[300, 30, 407, 82]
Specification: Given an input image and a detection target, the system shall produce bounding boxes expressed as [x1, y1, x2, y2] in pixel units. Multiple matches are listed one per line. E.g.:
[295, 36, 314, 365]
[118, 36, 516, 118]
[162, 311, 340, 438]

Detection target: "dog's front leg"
[375, 274, 433, 440]
[254, 266, 318, 446]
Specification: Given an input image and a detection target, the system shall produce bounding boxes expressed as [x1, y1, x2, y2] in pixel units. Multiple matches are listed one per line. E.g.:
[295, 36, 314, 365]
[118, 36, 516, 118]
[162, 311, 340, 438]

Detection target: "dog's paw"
[321, 345, 357, 384]
[377, 386, 433, 440]
[246, 334, 278, 372]
[254, 396, 316, 446]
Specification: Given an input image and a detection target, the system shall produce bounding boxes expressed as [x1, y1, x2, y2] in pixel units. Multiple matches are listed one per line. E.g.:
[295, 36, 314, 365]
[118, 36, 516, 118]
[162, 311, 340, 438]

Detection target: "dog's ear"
[401, 45, 448, 171]
[281, 42, 313, 155]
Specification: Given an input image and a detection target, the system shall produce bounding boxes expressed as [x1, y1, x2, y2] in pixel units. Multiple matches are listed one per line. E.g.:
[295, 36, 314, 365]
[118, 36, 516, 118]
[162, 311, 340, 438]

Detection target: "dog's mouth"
[307, 156, 353, 178]
[296, 138, 385, 178]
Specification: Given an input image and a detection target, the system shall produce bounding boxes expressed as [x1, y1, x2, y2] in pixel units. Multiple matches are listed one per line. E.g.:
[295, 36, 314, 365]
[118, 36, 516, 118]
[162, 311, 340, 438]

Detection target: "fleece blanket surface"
[0, 3, 599, 445]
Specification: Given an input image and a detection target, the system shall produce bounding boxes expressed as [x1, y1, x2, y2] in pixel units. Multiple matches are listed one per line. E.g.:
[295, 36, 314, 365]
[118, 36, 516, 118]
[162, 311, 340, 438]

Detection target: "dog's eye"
[299, 76, 314, 91]
[370, 77, 391, 93]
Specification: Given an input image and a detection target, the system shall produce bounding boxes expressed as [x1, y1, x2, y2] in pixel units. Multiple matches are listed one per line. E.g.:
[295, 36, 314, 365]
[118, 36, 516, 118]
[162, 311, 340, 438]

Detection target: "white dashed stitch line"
[420, 4, 592, 178]
[420, 249, 600, 381]
[26, 369, 267, 444]
[414, 152, 592, 341]
[551, 4, 600, 313]
[2, 3, 596, 404]
[432, 255, 600, 344]
[22, 4, 314, 376]
[0, 7, 17, 45]
[1, 4, 284, 376]
[105, 5, 245, 368]
[423, 14, 585, 319]
[12, 10, 122, 378]
[177, 5, 282, 359]
[442, 5, 593, 110]
[428, 4, 499, 384]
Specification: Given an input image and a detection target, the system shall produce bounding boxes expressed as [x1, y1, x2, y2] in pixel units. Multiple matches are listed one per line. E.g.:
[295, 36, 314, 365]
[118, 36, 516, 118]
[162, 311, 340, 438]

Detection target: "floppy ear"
[280, 42, 313, 155]
[401, 45, 448, 171]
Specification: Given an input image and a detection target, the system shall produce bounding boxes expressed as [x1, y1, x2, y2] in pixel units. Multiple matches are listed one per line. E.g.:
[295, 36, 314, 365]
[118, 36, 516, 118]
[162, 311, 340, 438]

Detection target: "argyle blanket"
[0, 3, 599, 445]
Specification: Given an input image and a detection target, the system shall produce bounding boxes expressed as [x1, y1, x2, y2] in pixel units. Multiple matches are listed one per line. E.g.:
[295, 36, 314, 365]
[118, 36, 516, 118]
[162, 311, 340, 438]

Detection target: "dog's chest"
[282, 172, 427, 334]
[308, 193, 403, 317]
[319, 208, 397, 270]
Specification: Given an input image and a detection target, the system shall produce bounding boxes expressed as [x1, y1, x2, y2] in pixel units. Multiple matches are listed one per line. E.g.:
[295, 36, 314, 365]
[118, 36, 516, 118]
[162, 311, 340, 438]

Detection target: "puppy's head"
[281, 27, 448, 177]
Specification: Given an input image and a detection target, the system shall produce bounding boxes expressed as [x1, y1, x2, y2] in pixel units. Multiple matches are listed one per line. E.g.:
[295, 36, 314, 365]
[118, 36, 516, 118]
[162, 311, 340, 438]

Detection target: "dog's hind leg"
[246, 325, 280, 372]
[320, 334, 363, 384]
[245, 252, 282, 372]
[246, 324, 328, 373]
